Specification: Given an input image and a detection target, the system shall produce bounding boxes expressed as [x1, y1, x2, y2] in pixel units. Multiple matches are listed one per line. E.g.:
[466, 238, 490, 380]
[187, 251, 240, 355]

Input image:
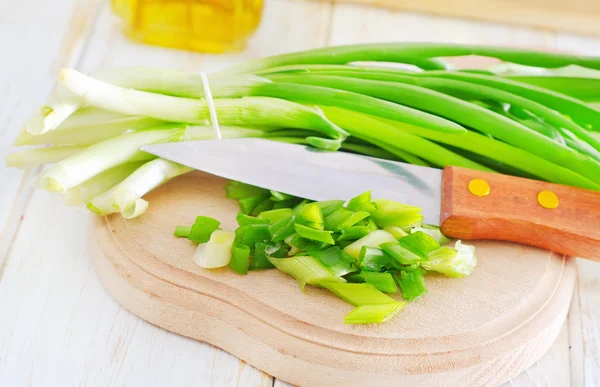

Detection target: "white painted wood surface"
[0, 0, 599, 385]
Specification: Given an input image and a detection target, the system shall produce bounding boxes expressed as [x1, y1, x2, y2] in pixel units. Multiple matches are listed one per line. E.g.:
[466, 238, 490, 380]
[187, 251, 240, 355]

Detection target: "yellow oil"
[112, 0, 264, 53]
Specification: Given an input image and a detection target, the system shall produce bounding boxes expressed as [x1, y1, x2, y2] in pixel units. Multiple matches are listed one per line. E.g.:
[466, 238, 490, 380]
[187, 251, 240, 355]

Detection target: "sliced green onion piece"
[315, 200, 345, 217]
[267, 255, 344, 290]
[346, 272, 397, 293]
[194, 230, 236, 269]
[338, 210, 370, 230]
[225, 181, 268, 200]
[174, 226, 192, 238]
[230, 243, 251, 275]
[251, 242, 277, 270]
[359, 246, 396, 272]
[398, 231, 441, 258]
[368, 199, 424, 228]
[346, 191, 377, 212]
[272, 199, 297, 209]
[294, 224, 335, 244]
[270, 190, 294, 201]
[324, 208, 354, 231]
[344, 302, 406, 324]
[308, 247, 357, 277]
[412, 224, 451, 245]
[258, 208, 294, 223]
[250, 198, 275, 216]
[380, 242, 424, 265]
[337, 226, 370, 242]
[269, 215, 297, 242]
[239, 194, 270, 215]
[236, 212, 270, 226]
[343, 230, 397, 260]
[236, 224, 271, 247]
[187, 216, 221, 243]
[290, 235, 327, 252]
[296, 203, 325, 230]
[398, 270, 428, 301]
[321, 282, 397, 305]
[422, 241, 477, 278]
[383, 226, 409, 239]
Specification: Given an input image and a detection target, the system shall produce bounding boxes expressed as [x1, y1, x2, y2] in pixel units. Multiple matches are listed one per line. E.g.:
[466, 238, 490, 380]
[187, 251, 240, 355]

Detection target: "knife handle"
[440, 166, 600, 261]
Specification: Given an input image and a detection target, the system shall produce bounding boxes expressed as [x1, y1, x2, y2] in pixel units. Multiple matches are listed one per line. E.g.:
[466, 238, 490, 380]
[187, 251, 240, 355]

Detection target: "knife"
[143, 138, 600, 261]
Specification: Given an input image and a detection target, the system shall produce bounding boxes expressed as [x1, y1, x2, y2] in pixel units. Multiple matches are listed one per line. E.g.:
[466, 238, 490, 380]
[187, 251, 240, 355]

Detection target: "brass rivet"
[538, 190, 559, 209]
[468, 179, 490, 197]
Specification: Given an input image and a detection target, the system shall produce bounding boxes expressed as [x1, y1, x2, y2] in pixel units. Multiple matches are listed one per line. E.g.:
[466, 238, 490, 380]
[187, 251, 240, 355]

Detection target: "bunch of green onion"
[175, 181, 476, 324]
[6, 43, 600, 218]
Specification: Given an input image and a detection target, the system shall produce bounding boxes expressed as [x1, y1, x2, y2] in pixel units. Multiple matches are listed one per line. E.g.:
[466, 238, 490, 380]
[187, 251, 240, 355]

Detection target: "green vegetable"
[188, 216, 221, 244]
[236, 212, 270, 226]
[308, 247, 357, 277]
[258, 208, 294, 223]
[343, 230, 398, 259]
[398, 270, 428, 301]
[296, 203, 325, 230]
[251, 242, 277, 270]
[236, 223, 271, 247]
[267, 255, 344, 290]
[344, 302, 406, 324]
[346, 271, 398, 293]
[321, 282, 396, 305]
[239, 194, 270, 215]
[359, 247, 396, 272]
[194, 230, 235, 269]
[294, 224, 335, 245]
[173, 226, 192, 238]
[422, 241, 477, 277]
[230, 244, 250, 275]
[412, 224, 451, 245]
[225, 181, 269, 200]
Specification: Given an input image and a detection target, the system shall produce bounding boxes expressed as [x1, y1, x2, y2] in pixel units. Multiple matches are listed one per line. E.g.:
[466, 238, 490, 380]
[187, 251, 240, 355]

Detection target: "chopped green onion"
[290, 235, 327, 252]
[236, 223, 271, 247]
[398, 231, 441, 259]
[346, 191, 377, 212]
[324, 208, 354, 231]
[5, 145, 86, 169]
[187, 216, 221, 244]
[257, 208, 294, 223]
[269, 215, 297, 242]
[267, 255, 344, 290]
[294, 224, 335, 244]
[225, 181, 268, 200]
[339, 211, 370, 229]
[236, 212, 270, 226]
[250, 198, 275, 216]
[272, 199, 297, 209]
[343, 230, 397, 259]
[383, 226, 408, 239]
[270, 190, 294, 201]
[359, 246, 396, 272]
[337, 226, 370, 242]
[422, 241, 477, 278]
[346, 271, 398, 293]
[344, 302, 406, 324]
[251, 242, 277, 270]
[308, 247, 357, 277]
[239, 194, 270, 215]
[230, 243, 250, 275]
[321, 282, 397, 305]
[398, 270, 428, 301]
[412, 224, 452, 245]
[174, 226, 192, 238]
[194, 230, 236, 269]
[368, 199, 424, 229]
[315, 200, 345, 217]
[296, 203, 325, 230]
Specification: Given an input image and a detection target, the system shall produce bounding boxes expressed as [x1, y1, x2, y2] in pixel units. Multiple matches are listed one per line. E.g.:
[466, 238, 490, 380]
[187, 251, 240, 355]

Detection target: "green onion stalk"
[6, 43, 600, 219]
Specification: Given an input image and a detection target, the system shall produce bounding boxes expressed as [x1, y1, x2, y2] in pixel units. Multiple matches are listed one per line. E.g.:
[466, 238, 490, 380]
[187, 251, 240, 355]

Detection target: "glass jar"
[112, 0, 264, 53]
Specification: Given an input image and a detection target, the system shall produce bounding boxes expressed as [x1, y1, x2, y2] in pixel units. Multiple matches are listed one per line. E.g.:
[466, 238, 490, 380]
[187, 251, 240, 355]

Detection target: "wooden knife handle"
[440, 166, 600, 261]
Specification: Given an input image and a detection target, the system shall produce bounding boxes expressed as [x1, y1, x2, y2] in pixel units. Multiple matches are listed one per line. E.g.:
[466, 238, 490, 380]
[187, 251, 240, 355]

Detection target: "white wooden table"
[1, 0, 599, 385]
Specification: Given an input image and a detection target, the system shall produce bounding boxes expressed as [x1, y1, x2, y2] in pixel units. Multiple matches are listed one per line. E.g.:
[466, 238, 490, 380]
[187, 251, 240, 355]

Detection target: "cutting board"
[89, 171, 576, 386]
[324, 0, 600, 37]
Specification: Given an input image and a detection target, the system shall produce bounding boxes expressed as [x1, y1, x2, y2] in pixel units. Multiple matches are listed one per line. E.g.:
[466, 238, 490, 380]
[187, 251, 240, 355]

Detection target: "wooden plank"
[0, 0, 103, 268]
[0, 0, 333, 385]
[319, 0, 600, 37]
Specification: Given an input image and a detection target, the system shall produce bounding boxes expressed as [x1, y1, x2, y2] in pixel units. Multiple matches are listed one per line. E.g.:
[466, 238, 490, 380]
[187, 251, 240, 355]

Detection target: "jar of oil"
[112, 0, 264, 53]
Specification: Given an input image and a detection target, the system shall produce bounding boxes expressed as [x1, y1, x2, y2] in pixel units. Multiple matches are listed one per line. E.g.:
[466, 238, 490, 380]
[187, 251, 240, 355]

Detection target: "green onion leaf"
[344, 302, 406, 324]
[337, 226, 370, 242]
[346, 191, 377, 212]
[174, 226, 192, 238]
[251, 242, 277, 270]
[308, 247, 357, 277]
[230, 244, 251, 275]
[359, 246, 397, 272]
[236, 212, 270, 226]
[269, 215, 297, 242]
[239, 194, 270, 215]
[411, 224, 452, 245]
[225, 181, 269, 200]
[270, 190, 294, 201]
[321, 282, 397, 305]
[315, 200, 345, 217]
[187, 216, 221, 244]
[267, 255, 344, 290]
[368, 199, 424, 229]
[346, 271, 398, 293]
[237, 224, 271, 247]
[258, 208, 294, 223]
[398, 270, 428, 301]
[296, 203, 325, 230]
[383, 226, 409, 239]
[422, 241, 477, 278]
[398, 231, 441, 259]
[343, 230, 397, 260]
[251, 198, 275, 216]
[295, 224, 335, 244]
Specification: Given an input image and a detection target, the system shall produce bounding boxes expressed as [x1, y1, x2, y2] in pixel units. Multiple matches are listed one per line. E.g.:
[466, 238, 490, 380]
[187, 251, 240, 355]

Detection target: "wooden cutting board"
[89, 171, 576, 386]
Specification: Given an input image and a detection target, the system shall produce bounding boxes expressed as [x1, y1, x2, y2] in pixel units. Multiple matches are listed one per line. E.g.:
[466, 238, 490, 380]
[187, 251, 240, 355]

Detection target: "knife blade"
[142, 138, 443, 224]
[143, 138, 600, 261]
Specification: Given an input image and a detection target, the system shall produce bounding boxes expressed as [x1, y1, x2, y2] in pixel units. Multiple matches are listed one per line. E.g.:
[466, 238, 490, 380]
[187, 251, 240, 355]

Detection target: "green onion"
[412, 224, 451, 245]
[269, 215, 297, 242]
[250, 198, 275, 216]
[398, 231, 441, 259]
[359, 247, 396, 272]
[294, 224, 335, 244]
[251, 242, 277, 270]
[382, 226, 408, 239]
[295, 203, 325, 230]
[344, 303, 406, 324]
[236, 223, 271, 247]
[398, 270, 428, 301]
[337, 226, 370, 242]
[194, 230, 235, 269]
[321, 282, 396, 305]
[174, 226, 192, 238]
[270, 190, 294, 201]
[187, 216, 221, 244]
[346, 271, 398, 293]
[257, 208, 294, 223]
[343, 230, 397, 260]
[5, 145, 86, 169]
[308, 247, 357, 277]
[230, 243, 250, 275]
[368, 199, 424, 229]
[236, 212, 270, 226]
[346, 191, 376, 212]
[267, 255, 344, 290]
[422, 241, 477, 278]
[225, 181, 269, 200]
[315, 200, 345, 217]
[380, 242, 424, 265]
[239, 194, 270, 215]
